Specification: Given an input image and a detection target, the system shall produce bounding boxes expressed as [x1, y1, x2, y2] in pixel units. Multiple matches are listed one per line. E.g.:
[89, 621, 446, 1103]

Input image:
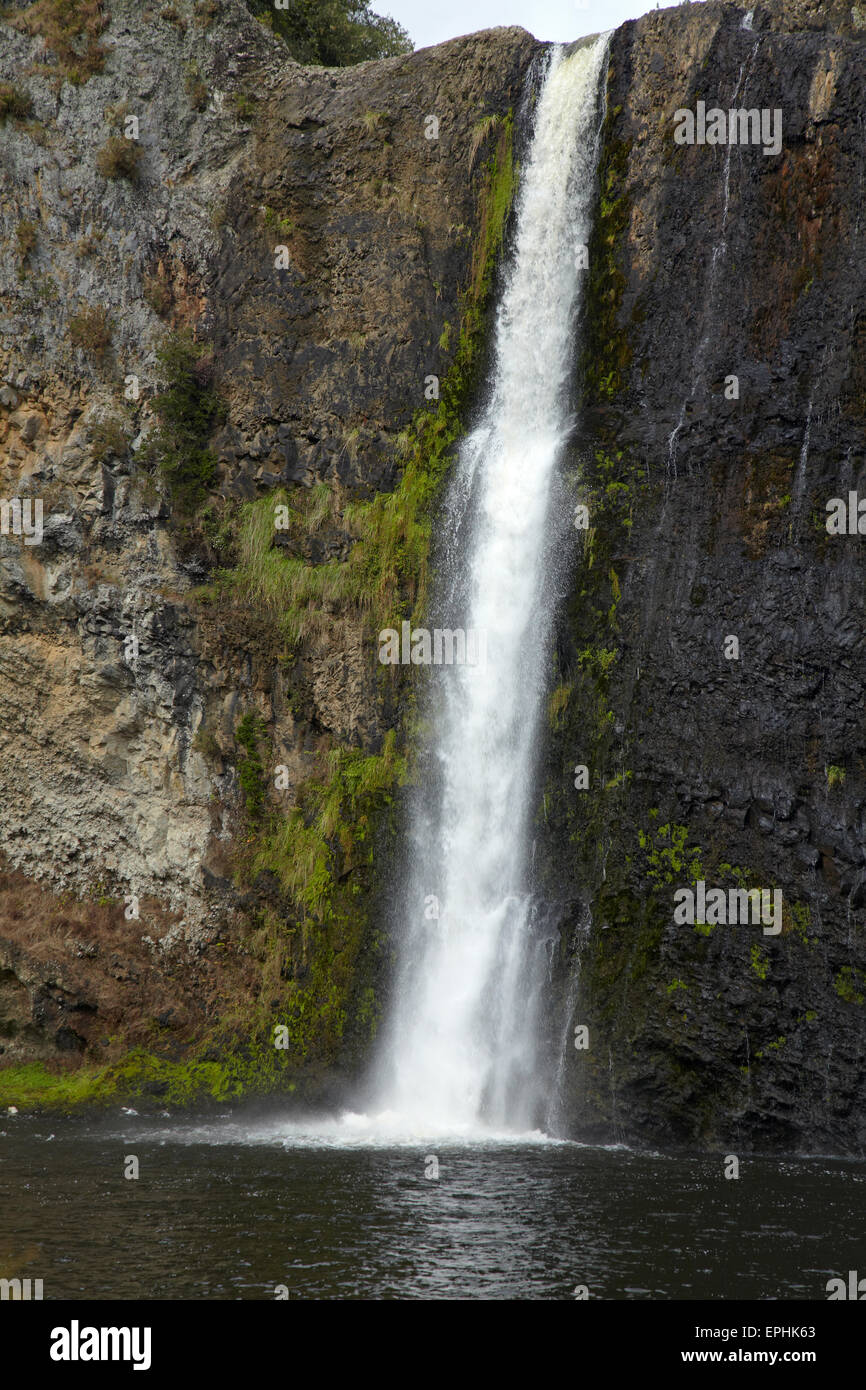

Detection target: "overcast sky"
[380, 0, 665, 50]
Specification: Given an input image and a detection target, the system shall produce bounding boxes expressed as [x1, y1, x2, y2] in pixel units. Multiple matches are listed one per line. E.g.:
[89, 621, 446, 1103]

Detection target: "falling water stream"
[360, 35, 611, 1139]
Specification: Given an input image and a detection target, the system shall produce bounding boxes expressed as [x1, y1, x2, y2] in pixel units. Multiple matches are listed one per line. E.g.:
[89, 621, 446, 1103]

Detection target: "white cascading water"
[363, 35, 611, 1139]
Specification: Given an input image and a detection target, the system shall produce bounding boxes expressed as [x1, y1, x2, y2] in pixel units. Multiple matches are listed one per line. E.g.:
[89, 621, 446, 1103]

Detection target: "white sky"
[379, 0, 663, 49]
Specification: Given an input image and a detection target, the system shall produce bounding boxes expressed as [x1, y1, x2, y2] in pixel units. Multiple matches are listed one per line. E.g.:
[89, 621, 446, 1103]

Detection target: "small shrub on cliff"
[23, 118, 49, 146]
[262, 206, 295, 235]
[90, 417, 128, 463]
[15, 218, 38, 265]
[232, 91, 257, 121]
[235, 712, 269, 823]
[146, 331, 222, 514]
[193, 725, 222, 763]
[69, 302, 111, 359]
[835, 966, 865, 1006]
[143, 272, 172, 317]
[185, 67, 209, 113]
[96, 135, 143, 182]
[0, 83, 33, 123]
[159, 5, 186, 30]
[243, 0, 412, 65]
[74, 230, 102, 257]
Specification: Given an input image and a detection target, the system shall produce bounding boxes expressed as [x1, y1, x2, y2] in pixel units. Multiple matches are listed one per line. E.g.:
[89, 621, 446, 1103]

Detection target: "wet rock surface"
[539, 0, 866, 1153]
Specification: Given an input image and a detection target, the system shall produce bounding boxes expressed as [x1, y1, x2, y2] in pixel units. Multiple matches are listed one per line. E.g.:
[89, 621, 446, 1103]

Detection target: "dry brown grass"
[68, 302, 111, 359]
[6, 0, 108, 84]
[0, 864, 259, 1063]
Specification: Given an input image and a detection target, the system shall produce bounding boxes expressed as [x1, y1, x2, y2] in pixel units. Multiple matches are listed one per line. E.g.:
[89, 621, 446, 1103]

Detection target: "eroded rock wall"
[0, 0, 539, 1071]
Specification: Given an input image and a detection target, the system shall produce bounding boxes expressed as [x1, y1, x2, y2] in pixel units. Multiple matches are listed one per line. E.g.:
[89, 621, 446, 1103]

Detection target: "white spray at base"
[349, 35, 612, 1142]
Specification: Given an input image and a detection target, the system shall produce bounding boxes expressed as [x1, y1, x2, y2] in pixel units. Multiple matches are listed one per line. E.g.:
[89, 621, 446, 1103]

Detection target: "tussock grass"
[95, 135, 142, 182]
[7, 0, 108, 84]
[214, 386, 471, 643]
[0, 82, 32, 123]
[253, 731, 405, 920]
[548, 681, 572, 728]
[468, 112, 502, 171]
[69, 302, 111, 358]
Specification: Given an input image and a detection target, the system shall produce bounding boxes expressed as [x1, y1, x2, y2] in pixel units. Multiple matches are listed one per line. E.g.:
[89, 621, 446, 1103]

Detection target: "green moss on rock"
[582, 100, 632, 402]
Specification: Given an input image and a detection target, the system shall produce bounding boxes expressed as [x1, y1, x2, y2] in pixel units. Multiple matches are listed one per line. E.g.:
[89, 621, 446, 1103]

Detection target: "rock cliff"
[540, 0, 866, 1153]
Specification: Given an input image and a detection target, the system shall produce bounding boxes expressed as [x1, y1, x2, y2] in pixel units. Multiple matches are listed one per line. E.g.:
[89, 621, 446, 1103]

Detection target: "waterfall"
[366, 35, 611, 1138]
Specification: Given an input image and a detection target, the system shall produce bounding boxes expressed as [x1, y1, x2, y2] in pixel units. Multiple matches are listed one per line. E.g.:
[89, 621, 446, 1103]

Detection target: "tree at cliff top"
[245, 0, 413, 65]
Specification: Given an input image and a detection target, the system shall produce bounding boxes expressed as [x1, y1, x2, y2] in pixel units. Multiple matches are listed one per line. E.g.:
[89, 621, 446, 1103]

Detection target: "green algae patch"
[638, 822, 704, 889]
[0, 1049, 301, 1114]
[0, 1062, 114, 1110]
[834, 966, 866, 1006]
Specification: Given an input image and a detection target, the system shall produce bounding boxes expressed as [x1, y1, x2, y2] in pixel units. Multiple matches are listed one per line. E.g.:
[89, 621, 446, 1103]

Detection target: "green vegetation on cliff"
[0, 1053, 276, 1111]
[0, 720, 409, 1114]
[253, 731, 406, 919]
[5, 0, 108, 84]
[0, 81, 32, 123]
[144, 330, 221, 515]
[212, 112, 515, 639]
[245, 0, 412, 65]
[235, 711, 269, 823]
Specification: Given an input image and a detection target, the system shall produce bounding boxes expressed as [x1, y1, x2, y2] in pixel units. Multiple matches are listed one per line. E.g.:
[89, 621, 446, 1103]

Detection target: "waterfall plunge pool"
[2, 1108, 863, 1300]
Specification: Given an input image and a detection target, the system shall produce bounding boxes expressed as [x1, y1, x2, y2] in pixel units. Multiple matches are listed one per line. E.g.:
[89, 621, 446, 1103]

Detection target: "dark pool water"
[1, 1108, 863, 1299]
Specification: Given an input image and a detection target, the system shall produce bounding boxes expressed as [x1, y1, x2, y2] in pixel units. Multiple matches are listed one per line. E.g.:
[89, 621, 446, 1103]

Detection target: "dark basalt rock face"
[537, 0, 866, 1154]
[208, 23, 538, 498]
